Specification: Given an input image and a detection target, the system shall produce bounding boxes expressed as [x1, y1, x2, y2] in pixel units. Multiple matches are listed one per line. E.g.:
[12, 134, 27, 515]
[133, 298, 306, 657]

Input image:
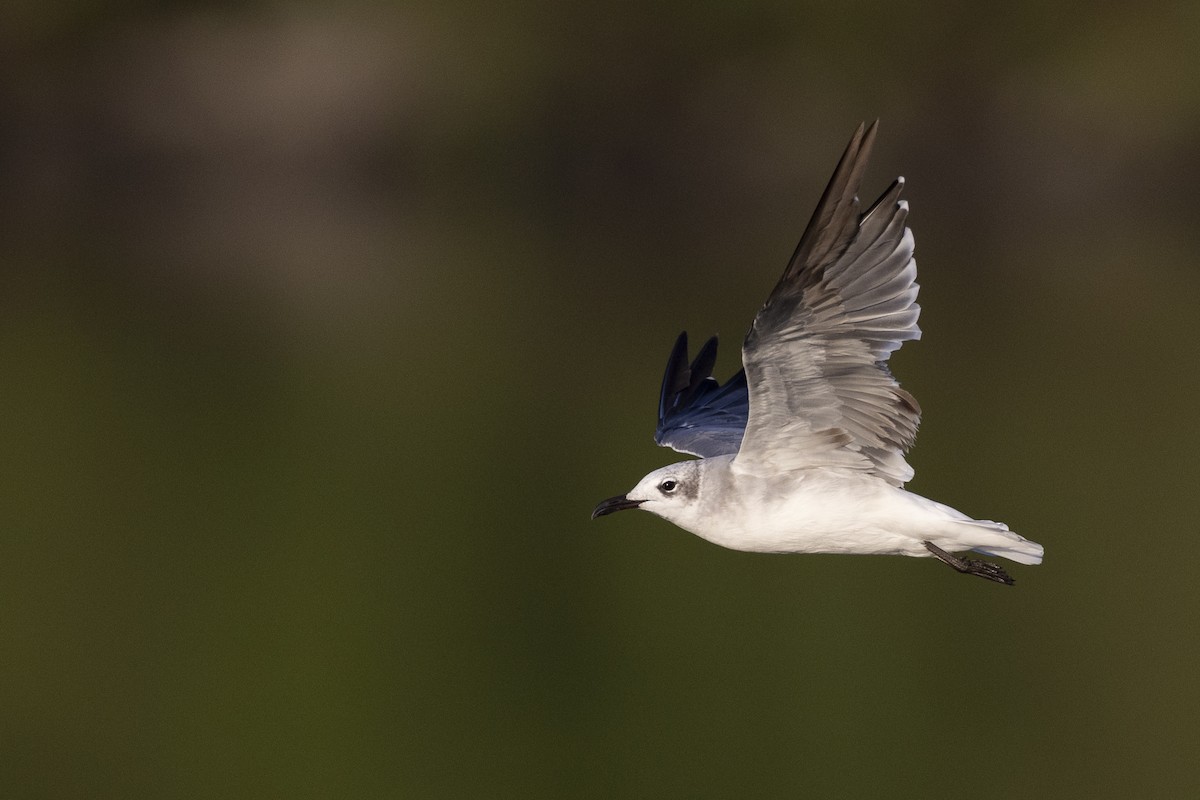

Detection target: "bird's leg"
[923, 541, 1014, 586]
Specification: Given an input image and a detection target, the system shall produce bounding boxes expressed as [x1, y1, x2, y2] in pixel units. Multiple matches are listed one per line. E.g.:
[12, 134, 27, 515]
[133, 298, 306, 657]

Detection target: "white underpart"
[628, 458, 1044, 565]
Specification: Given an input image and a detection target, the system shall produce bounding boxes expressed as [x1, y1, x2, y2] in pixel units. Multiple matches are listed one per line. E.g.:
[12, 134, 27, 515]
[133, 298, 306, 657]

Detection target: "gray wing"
[736, 121, 922, 486]
[655, 332, 749, 458]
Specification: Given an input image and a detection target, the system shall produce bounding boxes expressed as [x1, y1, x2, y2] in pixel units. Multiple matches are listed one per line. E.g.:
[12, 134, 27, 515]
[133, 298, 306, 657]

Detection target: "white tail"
[958, 519, 1044, 565]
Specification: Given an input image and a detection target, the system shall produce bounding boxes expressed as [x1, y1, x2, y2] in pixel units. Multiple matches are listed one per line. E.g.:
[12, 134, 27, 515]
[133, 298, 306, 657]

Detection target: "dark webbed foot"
[923, 541, 1015, 586]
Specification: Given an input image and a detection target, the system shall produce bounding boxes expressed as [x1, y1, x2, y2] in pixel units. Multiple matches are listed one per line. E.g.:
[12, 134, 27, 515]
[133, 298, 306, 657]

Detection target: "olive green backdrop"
[3, 1, 1198, 797]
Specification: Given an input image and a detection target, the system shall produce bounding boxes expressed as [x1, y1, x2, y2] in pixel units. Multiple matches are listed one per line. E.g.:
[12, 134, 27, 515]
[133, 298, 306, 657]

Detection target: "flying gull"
[592, 122, 1044, 584]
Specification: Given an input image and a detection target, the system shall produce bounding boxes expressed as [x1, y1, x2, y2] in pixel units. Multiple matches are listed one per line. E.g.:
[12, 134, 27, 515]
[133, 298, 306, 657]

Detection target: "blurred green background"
[2, 1, 1199, 797]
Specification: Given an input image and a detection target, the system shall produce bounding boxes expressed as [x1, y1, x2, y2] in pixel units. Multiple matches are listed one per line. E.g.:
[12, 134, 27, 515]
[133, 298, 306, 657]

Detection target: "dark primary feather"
[739, 121, 923, 486]
[655, 332, 749, 458]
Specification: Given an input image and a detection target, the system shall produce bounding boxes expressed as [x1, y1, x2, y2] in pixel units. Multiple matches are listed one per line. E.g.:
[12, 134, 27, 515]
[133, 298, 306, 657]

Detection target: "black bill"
[591, 495, 644, 520]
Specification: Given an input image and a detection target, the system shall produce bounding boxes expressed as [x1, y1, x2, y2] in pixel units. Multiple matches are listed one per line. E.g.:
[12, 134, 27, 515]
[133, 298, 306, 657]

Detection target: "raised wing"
[737, 121, 922, 486]
[655, 332, 749, 458]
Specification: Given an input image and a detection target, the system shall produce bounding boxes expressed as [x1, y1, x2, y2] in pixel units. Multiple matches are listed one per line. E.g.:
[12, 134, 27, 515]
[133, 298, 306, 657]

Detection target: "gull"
[591, 122, 1043, 584]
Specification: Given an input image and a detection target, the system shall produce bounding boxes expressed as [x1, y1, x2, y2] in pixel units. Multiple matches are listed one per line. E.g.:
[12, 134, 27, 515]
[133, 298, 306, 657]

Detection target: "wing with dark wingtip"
[737, 121, 923, 486]
[655, 332, 749, 458]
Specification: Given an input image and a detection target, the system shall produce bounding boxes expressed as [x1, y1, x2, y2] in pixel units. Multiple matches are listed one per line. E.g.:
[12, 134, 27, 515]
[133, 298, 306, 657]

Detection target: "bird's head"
[592, 460, 705, 529]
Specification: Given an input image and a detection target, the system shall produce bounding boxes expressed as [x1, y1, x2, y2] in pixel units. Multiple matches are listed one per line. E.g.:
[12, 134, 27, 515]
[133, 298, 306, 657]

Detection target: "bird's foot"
[923, 541, 1014, 586]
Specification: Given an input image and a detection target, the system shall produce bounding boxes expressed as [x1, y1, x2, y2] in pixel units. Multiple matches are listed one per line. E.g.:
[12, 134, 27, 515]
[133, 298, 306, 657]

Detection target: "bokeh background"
[3, 1, 1199, 797]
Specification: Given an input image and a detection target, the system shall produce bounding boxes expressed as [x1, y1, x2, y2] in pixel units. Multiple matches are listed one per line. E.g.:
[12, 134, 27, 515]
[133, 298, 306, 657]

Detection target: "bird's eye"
[659, 479, 678, 493]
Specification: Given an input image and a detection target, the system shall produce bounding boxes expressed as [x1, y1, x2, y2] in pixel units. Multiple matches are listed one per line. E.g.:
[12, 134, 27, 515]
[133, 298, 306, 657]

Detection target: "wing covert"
[737, 121, 923, 486]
